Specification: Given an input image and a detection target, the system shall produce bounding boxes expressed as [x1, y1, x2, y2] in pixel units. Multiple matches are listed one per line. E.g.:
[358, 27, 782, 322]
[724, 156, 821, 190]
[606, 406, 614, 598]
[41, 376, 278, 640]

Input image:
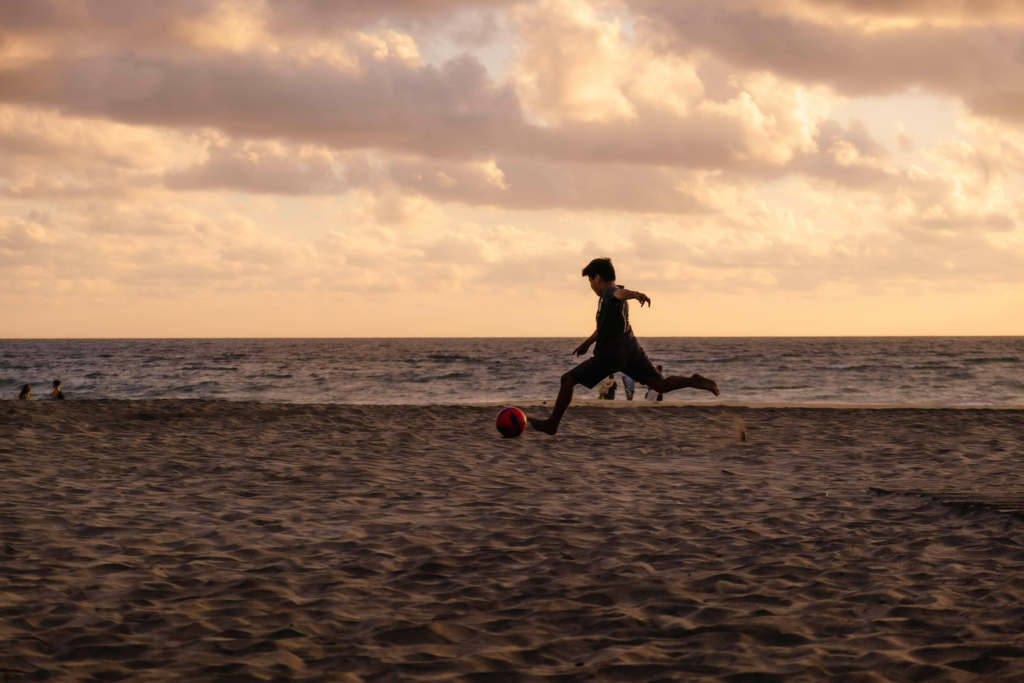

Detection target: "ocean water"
[1, 337, 1023, 406]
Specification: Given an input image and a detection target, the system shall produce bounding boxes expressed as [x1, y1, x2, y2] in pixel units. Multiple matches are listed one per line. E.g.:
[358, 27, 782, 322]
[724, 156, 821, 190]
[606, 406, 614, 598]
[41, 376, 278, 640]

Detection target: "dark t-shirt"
[595, 285, 635, 357]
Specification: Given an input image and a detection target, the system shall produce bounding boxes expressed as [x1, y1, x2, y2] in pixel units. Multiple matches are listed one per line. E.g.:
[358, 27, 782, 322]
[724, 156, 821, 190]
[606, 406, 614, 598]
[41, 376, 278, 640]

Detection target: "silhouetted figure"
[18, 384, 31, 400]
[51, 379, 65, 400]
[529, 258, 718, 436]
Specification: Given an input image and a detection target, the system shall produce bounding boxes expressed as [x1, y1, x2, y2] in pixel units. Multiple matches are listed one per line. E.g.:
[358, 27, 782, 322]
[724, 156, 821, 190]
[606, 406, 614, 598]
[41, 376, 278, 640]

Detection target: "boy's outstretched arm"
[574, 330, 598, 357]
[614, 288, 651, 307]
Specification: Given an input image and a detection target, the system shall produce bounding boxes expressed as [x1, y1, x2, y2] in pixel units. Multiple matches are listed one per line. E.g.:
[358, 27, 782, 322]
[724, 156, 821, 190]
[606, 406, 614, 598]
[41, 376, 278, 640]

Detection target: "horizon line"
[2, 335, 1023, 341]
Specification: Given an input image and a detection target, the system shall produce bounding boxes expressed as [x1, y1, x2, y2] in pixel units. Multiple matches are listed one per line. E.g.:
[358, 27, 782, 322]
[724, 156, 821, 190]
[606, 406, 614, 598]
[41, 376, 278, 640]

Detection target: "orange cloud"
[1, 0, 1023, 335]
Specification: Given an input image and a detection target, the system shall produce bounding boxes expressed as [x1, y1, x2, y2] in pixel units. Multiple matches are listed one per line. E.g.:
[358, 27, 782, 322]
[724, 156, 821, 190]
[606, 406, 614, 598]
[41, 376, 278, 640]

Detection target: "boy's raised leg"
[529, 373, 577, 435]
[648, 373, 720, 396]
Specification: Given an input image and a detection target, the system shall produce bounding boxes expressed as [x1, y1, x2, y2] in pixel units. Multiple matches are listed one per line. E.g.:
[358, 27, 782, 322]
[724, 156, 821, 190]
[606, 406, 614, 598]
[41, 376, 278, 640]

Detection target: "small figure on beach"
[598, 374, 617, 400]
[623, 374, 635, 400]
[529, 258, 718, 435]
[51, 379, 65, 400]
[18, 384, 31, 400]
[645, 366, 664, 401]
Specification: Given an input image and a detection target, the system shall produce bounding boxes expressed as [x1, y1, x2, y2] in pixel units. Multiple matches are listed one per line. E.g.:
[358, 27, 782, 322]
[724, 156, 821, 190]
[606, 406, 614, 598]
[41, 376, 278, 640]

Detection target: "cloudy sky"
[2, 0, 1024, 337]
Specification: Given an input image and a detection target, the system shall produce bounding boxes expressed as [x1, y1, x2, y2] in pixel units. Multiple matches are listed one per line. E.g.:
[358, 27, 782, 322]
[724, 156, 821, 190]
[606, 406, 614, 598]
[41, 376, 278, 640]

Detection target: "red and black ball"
[495, 407, 527, 438]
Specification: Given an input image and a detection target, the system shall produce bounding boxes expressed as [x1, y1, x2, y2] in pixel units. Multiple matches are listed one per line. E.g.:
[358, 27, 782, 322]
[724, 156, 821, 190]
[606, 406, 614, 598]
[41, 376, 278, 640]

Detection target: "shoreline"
[6, 338, 1021, 410]
[7, 397, 1024, 410]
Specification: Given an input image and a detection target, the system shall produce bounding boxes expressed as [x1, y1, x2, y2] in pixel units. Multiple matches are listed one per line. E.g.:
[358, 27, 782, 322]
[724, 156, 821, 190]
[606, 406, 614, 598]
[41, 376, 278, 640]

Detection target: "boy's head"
[582, 257, 615, 295]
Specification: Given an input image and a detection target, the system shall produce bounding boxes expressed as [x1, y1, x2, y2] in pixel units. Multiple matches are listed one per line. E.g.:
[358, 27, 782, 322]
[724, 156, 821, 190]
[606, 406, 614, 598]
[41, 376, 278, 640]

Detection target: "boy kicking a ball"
[529, 257, 719, 436]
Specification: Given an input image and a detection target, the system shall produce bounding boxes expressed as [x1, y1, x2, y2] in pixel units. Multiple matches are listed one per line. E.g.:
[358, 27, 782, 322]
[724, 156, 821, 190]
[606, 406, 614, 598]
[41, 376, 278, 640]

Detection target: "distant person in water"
[645, 366, 664, 401]
[623, 374, 636, 400]
[51, 379, 64, 400]
[529, 257, 718, 435]
[598, 375, 617, 400]
[18, 384, 31, 400]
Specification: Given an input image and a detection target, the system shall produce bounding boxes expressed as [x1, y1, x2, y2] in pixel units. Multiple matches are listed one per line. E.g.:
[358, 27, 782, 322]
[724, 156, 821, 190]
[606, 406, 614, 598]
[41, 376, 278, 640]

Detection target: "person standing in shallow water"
[598, 375, 617, 400]
[18, 384, 31, 400]
[529, 257, 719, 435]
[51, 380, 65, 400]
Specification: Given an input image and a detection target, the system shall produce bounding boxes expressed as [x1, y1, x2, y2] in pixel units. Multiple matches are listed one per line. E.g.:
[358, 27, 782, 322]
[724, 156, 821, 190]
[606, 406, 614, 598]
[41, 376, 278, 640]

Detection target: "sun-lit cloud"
[1, 0, 1023, 336]
[639, 0, 1024, 121]
[164, 139, 352, 195]
[512, 0, 637, 123]
[694, 0, 1024, 30]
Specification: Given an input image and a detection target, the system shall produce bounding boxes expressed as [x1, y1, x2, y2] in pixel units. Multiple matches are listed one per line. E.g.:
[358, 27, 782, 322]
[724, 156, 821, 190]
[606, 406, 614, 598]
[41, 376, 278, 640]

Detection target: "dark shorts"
[568, 341, 663, 390]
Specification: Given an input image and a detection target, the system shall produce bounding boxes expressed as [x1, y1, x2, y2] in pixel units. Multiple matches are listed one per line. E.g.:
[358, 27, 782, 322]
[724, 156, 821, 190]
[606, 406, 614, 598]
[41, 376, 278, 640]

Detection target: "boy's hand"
[634, 291, 651, 307]
[573, 341, 592, 357]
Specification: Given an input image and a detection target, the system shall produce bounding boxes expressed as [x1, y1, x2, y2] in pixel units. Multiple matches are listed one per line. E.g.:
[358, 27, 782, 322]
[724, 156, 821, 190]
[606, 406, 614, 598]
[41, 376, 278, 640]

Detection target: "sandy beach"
[2, 400, 1024, 682]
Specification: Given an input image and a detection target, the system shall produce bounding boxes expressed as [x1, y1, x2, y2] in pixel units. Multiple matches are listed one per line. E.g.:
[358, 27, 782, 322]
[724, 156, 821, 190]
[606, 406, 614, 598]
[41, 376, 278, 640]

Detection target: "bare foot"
[693, 374, 720, 396]
[528, 417, 558, 435]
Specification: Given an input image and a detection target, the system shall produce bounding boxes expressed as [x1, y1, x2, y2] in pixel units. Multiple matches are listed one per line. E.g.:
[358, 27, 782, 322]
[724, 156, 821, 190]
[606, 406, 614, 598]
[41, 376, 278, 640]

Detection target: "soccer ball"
[496, 407, 527, 438]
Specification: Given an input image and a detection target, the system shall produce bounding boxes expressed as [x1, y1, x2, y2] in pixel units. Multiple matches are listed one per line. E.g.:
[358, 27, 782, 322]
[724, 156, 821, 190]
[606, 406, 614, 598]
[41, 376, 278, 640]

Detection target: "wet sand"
[2, 399, 1024, 682]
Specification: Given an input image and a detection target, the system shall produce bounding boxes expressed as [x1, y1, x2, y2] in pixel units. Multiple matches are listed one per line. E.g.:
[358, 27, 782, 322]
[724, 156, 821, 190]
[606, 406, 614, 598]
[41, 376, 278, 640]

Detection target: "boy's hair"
[582, 257, 615, 282]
